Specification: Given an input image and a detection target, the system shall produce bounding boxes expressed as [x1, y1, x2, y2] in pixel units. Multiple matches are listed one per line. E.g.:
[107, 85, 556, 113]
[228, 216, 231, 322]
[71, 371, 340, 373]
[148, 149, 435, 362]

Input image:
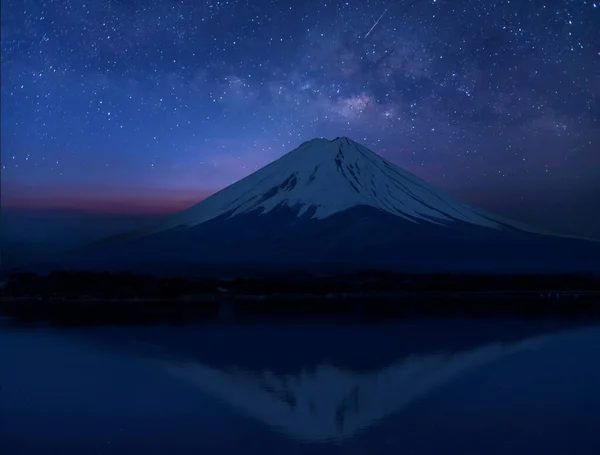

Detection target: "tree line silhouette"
[1, 269, 599, 300]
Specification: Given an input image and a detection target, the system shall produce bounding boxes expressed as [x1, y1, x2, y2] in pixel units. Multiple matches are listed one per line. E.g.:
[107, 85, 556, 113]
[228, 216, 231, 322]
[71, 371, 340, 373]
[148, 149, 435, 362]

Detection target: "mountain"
[146, 136, 527, 234]
[51, 137, 600, 275]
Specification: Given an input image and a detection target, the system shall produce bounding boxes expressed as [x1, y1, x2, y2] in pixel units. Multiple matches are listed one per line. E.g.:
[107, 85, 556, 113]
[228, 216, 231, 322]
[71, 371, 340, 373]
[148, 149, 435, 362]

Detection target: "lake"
[1, 319, 599, 454]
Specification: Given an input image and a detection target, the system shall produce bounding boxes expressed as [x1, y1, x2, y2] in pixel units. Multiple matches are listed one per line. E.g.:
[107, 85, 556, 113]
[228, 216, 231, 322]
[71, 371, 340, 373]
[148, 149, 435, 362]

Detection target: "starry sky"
[1, 0, 600, 252]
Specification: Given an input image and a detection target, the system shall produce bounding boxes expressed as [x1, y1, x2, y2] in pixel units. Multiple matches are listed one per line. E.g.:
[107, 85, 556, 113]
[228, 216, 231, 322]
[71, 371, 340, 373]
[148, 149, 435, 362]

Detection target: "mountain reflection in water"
[156, 336, 547, 443]
[2, 319, 600, 455]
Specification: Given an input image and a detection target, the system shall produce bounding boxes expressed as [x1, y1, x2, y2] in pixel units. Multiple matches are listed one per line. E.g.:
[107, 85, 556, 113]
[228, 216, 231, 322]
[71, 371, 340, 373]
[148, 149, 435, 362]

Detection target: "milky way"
[1, 0, 599, 235]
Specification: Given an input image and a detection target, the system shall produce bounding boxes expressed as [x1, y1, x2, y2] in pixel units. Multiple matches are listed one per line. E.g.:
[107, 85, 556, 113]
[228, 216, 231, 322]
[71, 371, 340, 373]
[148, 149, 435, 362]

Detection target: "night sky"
[1, 0, 600, 262]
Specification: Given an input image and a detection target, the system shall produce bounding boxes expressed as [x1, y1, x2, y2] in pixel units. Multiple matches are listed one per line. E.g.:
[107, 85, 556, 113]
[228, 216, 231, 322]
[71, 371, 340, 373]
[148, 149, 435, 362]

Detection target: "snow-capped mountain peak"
[48, 137, 600, 275]
[152, 137, 513, 234]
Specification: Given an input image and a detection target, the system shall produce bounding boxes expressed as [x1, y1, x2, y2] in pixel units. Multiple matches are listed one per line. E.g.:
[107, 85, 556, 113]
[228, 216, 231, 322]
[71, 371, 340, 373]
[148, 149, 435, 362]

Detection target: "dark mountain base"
[29, 205, 600, 277]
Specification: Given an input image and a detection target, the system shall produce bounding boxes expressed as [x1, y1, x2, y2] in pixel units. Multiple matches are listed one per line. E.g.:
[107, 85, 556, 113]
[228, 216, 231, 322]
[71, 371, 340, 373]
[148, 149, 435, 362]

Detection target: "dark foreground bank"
[1, 270, 599, 325]
[2, 292, 600, 326]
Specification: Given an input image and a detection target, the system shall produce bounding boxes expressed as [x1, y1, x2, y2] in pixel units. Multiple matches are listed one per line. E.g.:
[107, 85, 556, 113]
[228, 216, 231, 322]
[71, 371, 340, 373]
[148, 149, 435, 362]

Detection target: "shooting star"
[364, 8, 388, 39]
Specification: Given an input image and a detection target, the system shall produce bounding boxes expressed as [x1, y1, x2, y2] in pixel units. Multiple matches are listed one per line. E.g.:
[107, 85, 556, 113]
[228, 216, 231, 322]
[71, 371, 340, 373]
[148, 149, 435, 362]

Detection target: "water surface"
[1, 320, 599, 454]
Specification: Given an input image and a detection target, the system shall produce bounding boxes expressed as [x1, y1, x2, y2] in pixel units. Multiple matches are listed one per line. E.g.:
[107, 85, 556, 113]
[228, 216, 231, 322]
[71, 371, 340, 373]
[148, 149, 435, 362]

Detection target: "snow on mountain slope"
[150, 137, 527, 235]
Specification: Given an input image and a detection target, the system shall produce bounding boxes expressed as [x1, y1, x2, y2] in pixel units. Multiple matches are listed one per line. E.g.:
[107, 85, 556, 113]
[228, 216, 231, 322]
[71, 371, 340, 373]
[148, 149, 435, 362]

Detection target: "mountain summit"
[61, 137, 599, 275]
[151, 136, 519, 234]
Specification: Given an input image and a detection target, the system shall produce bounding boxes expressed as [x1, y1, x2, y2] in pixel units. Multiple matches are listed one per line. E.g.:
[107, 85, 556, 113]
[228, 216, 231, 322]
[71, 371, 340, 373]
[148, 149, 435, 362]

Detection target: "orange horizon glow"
[2, 184, 217, 215]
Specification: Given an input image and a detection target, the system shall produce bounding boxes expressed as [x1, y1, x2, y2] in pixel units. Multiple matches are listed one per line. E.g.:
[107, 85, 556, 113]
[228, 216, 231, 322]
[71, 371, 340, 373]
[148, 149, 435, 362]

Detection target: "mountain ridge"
[27, 137, 600, 276]
[147, 136, 536, 236]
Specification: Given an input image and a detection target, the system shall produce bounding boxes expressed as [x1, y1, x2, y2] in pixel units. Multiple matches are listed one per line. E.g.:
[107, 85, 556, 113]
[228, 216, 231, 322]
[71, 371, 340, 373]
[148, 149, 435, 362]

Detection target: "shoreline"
[2, 291, 599, 326]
